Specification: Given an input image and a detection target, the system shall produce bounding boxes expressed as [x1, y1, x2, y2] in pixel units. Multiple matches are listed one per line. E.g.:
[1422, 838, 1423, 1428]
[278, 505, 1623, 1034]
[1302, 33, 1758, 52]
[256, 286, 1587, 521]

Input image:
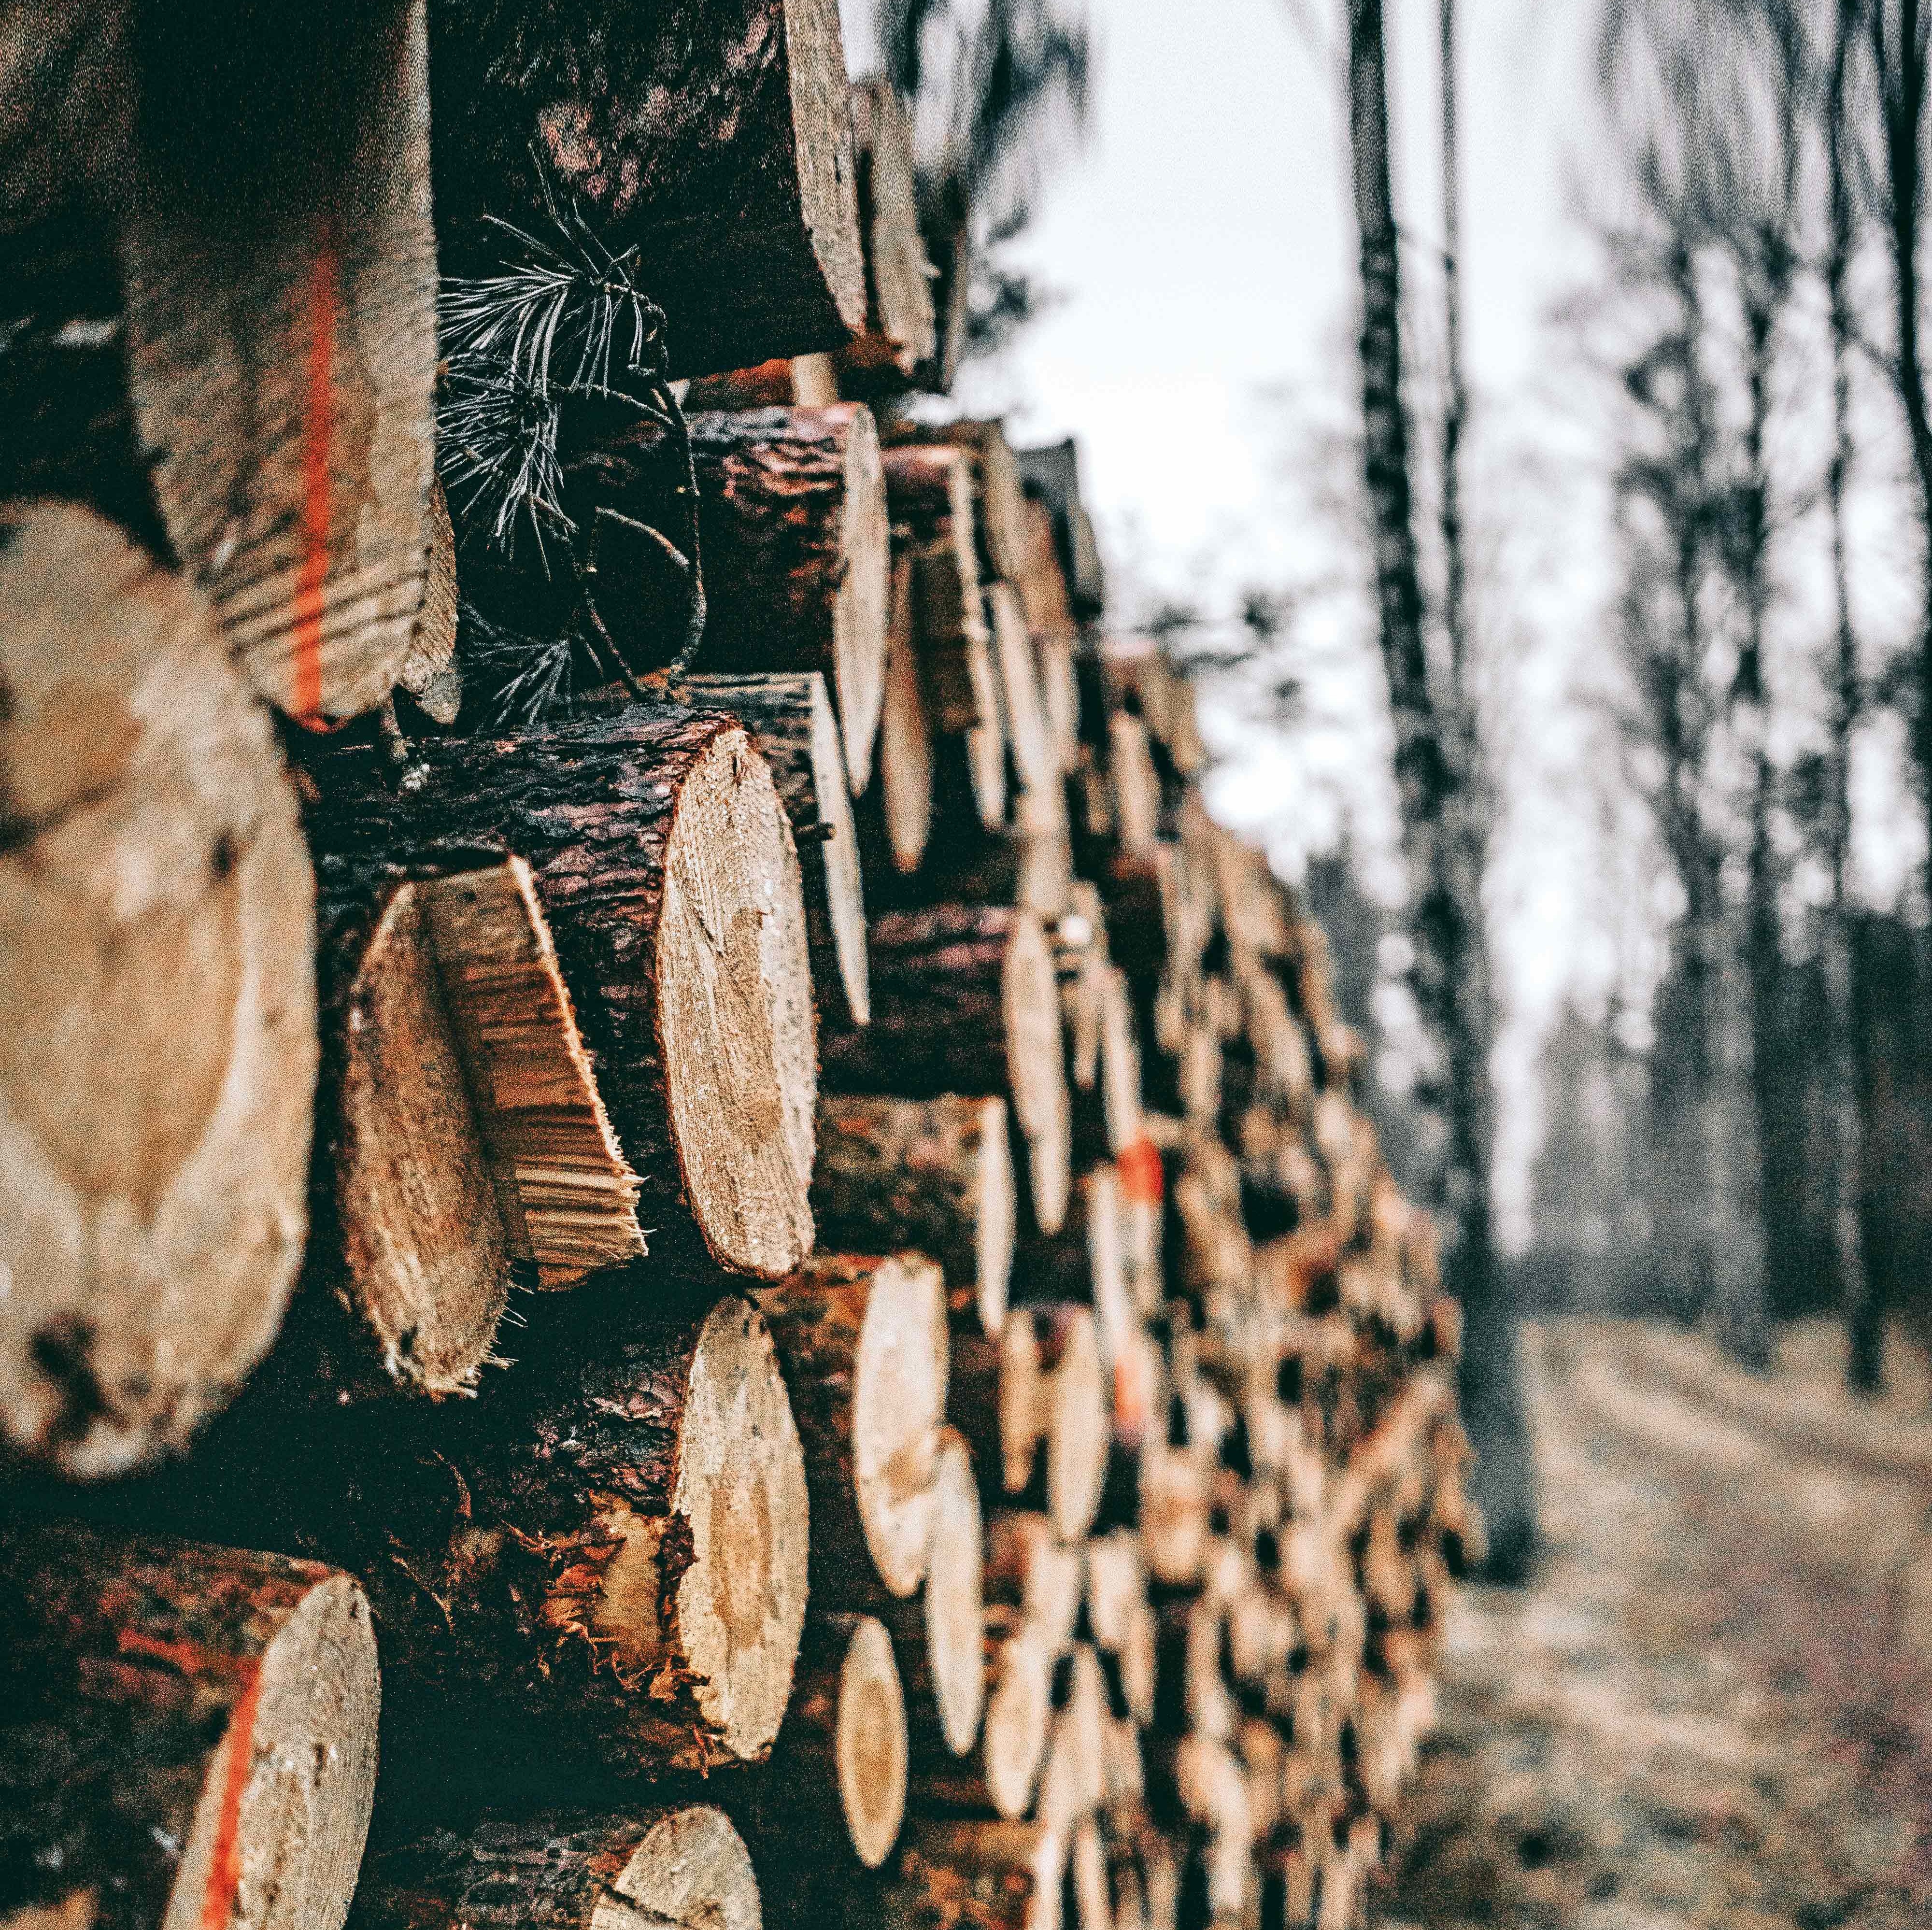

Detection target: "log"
[885, 447, 985, 727]
[811, 1094, 1016, 1337]
[0, 1522, 378, 1930]
[752, 1252, 950, 1602]
[989, 583, 1057, 797]
[301, 706, 817, 1279]
[884, 422, 1028, 586]
[349, 1808, 758, 1930]
[309, 868, 515, 1397]
[1035, 1645, 1108, 1832]
[1013, 1168, 1133, 1373]
[917, 1426, 990, 1757]
[427, 0, 867, 376]
[820, 905, 1070, 1237]
[909, 1615, 1053, 1819]
[867, 552, 937, 874]
[679, 669, 869, 1025]
[85, 1, 440, 726]
[683, 407, 889, 785]
[879, 1820, 1065, 1930]
[0, 502, 316, 1477]
[738, 1611, 908, 1870]
[1011, 495, 1078, 645]
[328, 1291, 809, 1774]
[1068, 1816, 1112, 1930]
[952, 1305, 1108, 1542]
[836, 78, 938, 389]
[1014, 440, 1105, 619]
[982, 1511, 1084, 1651]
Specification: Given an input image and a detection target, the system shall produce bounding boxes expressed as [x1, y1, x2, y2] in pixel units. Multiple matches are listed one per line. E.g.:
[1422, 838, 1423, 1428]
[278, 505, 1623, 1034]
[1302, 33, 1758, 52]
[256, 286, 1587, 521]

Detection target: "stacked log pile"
[0, 14, 1475, 1930]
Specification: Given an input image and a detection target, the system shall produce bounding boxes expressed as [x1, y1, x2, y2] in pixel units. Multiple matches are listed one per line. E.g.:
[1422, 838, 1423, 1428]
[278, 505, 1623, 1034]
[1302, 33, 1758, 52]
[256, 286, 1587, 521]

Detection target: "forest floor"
[1375, 1316, 1932, 1930]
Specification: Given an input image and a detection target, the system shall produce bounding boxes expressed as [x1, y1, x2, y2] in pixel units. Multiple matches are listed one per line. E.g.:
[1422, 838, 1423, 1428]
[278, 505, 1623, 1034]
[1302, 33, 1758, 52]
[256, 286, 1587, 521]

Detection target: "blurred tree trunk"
[1869, 1, 1932, 920]
[1830, 0, 1883, 1389]
[1346, 0, 1535, 1578]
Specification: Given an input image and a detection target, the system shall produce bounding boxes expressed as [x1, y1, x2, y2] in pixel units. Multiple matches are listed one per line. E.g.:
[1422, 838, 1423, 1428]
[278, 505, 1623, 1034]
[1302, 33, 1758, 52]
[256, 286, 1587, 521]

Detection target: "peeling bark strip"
[117, 0, 438, 725]
[301, 706, 815, 1279]
[331, 1292, 807, 1774]
[810, 1093, 1016, 1337]
[752, 1251, 949, 1602]
[819, 904, 1071, 1237]
[0, 503, 316, 1479]
[678, 670, 869, 1026]
[349, 1808, 759, 1930]
[0, 1522, 378, 1930]
[427, 0, 865, 376]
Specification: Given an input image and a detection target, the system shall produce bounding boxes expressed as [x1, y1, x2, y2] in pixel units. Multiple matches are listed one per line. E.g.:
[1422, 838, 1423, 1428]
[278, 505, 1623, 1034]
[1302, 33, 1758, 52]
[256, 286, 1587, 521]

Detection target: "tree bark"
[348, 1808, 759, 1930]
[427, 0, 866, 376]
[0, 502, 316, 1478]
[678, 669, 870, 1026]
[810, 1093, 1017, 1337]
[0, 1522, 379, 1930]
[820, 904, 1070, 1236]
[686, 408, 889, 786]
[751, 1252, 950, 1603]
[300, 706, 817, 1280]
[835, 78, 937, 391]
[1347, 0, 1533, 1576]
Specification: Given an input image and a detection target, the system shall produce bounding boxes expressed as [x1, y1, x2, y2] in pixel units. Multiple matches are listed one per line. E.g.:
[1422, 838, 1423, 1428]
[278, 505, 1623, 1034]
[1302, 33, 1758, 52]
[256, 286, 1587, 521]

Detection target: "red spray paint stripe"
[1116, 1136, 1164, 1207]
[291, 232, 337, 729]
[201, 1663, 264, 1930]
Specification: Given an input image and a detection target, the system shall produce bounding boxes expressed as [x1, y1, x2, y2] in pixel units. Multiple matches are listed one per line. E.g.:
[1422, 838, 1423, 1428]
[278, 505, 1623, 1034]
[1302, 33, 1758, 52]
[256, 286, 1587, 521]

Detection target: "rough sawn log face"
[0, 502, 317, 1478]
[426, 0, 866, 375]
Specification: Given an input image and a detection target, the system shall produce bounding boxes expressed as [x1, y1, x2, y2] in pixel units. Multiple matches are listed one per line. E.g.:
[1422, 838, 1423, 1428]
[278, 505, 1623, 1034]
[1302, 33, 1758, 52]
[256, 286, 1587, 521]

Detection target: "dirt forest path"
[1376, 1318, 1932, 1930]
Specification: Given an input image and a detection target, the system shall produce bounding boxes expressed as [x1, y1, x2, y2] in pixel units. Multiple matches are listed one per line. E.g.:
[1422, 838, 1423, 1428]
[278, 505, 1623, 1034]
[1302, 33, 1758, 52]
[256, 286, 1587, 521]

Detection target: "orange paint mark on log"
[116, 1627, 218, 1678]
[1114, 1349, 1150, 1442]
[201, 1663, 263, 1930]
[291, 230, 337, 730]
[1116, 1137, 1163, 1207]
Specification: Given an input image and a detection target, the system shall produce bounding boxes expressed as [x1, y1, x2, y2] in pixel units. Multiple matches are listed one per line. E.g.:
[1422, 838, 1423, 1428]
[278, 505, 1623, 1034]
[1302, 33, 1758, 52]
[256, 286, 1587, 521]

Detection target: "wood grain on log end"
[0, 1523, 378, 1930]
[0, 502, 316, 1477]
[809, 1093, 1013, 1338]
[349, 1808, 759, 1930]
[679, 671, 868, 1027]
[121, 0, 438, 726]
[322, 877, 512, 1394]
[838, 78, 938, 385]
[754, 1252, 949, 1601]
[398, 477, 460, 724]
[923, 1426, 987, 1757]
[414, 859, 645, 1286]
[1041, 1307, 1108, 1542]
[873, 553, 935, 872]
[659, 727, 817, 1277]
[838, 1615, 910, 1868]
[681, 406, 887, 792]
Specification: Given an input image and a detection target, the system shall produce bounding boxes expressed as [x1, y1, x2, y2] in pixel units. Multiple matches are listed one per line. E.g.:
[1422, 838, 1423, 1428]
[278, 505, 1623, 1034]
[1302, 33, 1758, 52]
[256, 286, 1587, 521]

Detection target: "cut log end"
[218, 1571, 382, 1930]
[1004, 912, 1072, 1236]
[925, 1426, 987, 1757]
[855, 1255, 950, 1596]
[414, 859, 644, 1287]
[975, 1096, 1018, 1337]
[329, 880, 511, 1395]
[807, 676, 871, 1026]
[838, 1615, 910, 1868]
[836, 405, 891, 789]
[663, 1297, 810, 1763]
[984, 1632, 1055, 1819]
[1045, 1309, 1108, 1542]
[0, 502, 316, 1476]
[874, 553, 934, 872]
[661, 727, 817, 1278]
